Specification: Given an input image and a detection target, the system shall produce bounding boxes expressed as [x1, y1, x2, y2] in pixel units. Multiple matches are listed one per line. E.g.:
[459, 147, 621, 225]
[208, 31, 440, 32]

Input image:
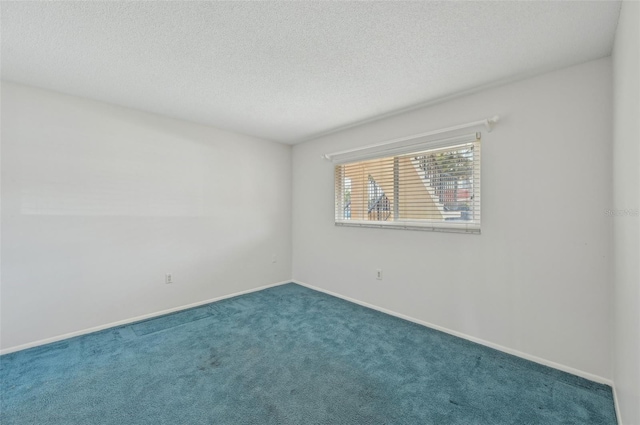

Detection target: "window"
[334, 133, 481, 233]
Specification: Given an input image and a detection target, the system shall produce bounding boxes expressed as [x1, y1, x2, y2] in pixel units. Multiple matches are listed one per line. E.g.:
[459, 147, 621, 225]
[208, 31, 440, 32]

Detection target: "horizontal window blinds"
[335, 133, 481, 233]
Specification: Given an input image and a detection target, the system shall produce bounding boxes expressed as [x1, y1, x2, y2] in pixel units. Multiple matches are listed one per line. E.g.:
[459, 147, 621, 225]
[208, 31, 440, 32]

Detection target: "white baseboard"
[0, 280, 292, 356]
[612, 384, 622, 425]
[2, 278, 617, 393]
[292, 279, 614, 387]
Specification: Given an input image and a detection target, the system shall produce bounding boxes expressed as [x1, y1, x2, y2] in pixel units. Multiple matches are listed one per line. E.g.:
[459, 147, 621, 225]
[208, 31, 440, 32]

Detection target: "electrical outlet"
[376, 269, 383, 280]
[165, 273, 173, 284]
[272, 254, 277, 263]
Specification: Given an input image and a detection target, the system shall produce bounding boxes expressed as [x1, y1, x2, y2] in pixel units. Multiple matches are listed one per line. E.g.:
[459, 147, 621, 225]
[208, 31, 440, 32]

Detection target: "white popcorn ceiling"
[1, 1, 621, 144]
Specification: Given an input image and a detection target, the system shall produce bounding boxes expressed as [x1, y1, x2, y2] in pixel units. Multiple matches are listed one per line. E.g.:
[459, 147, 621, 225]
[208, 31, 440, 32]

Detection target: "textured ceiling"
[1, 1, 621, 144]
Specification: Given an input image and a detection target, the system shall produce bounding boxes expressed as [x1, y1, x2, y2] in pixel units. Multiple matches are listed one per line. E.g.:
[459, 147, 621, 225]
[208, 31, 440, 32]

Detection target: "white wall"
[0, 82, 292, 351]
[612, 1, 640, 423]
[292, 58, 613, 381]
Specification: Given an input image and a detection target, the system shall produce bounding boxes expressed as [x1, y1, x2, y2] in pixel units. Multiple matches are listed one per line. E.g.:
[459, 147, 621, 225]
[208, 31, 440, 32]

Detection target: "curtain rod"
[322, 115, 499, 161]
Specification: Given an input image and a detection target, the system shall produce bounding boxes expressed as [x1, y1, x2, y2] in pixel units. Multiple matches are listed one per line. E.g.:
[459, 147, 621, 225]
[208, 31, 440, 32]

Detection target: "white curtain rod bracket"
[484, 115, 500, 132]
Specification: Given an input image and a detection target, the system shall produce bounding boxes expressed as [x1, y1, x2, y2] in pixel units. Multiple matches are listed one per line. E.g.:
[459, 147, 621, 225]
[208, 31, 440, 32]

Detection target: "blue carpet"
[0, 283, 617, 424]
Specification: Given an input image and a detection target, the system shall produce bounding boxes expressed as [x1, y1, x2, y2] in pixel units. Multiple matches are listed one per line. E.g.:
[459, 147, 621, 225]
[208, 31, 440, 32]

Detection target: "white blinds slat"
[335, 134, 481, 234]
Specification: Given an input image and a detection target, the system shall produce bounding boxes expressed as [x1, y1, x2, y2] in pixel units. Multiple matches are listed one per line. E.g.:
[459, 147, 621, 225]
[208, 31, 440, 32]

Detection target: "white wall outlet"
[376, 269, 383, 280]
[165, 273, 173, 284]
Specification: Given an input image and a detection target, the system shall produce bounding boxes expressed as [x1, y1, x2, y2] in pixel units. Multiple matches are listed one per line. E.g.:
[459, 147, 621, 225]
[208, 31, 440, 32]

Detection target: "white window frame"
[332, 132, 481, 234]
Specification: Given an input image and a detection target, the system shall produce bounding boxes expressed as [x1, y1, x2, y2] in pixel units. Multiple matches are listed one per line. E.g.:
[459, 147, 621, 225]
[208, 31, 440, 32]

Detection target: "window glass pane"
[335, 138, 480, 233]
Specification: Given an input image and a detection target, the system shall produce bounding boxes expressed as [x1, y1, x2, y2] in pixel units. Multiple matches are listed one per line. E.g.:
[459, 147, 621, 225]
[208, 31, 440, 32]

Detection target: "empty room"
[1, 1, 638, 424]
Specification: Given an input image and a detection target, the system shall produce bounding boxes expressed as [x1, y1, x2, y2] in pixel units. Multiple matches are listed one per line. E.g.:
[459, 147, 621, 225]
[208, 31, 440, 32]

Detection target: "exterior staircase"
[411, 156, 467, 221]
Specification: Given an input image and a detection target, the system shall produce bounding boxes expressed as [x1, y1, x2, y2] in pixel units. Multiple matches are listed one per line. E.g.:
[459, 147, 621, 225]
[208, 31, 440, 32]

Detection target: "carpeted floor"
[0, 283, 617, 424]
